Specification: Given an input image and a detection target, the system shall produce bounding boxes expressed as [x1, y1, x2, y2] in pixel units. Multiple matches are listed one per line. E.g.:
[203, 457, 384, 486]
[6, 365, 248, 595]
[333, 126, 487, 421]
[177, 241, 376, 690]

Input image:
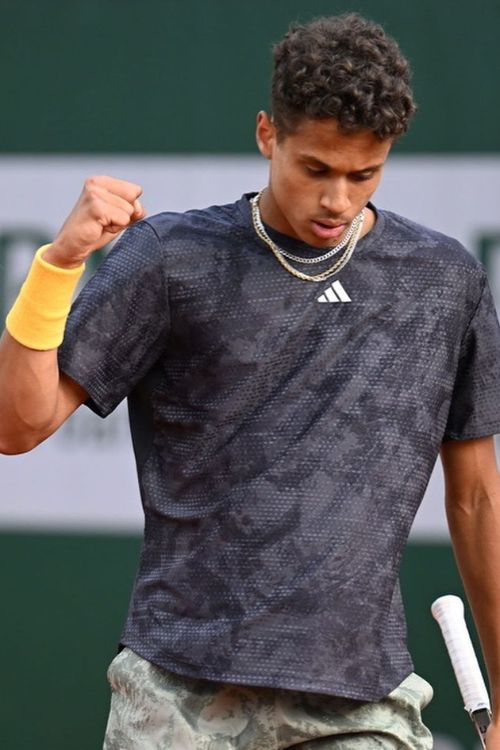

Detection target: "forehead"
[279, 118, 392, 169]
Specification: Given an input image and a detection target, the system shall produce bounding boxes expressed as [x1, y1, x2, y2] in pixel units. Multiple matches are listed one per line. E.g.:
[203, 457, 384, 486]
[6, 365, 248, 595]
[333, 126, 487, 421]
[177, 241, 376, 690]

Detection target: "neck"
[360, 206, 376, 238]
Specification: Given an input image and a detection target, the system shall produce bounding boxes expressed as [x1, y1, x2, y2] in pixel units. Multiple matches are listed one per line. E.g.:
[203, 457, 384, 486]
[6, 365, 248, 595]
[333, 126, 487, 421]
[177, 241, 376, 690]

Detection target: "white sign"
[1, 155, 499, 535]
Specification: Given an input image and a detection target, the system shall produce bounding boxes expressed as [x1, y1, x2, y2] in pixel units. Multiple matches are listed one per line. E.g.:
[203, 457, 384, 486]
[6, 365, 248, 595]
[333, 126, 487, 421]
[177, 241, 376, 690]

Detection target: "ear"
[255, 111, 276, 160]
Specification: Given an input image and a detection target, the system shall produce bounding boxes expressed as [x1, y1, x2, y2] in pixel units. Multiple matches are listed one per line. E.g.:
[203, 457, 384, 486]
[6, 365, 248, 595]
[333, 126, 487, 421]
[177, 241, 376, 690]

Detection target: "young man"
[2, 13, 500, 749]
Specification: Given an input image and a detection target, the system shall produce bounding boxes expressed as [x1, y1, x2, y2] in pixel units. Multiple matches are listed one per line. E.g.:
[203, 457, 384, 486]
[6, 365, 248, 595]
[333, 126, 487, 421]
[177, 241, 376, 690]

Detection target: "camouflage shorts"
[103, 647, 433, 749]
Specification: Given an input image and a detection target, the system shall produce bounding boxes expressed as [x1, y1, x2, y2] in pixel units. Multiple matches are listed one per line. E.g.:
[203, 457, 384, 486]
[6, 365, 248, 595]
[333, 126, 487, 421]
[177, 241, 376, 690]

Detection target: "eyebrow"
[299, 155, 384, 174]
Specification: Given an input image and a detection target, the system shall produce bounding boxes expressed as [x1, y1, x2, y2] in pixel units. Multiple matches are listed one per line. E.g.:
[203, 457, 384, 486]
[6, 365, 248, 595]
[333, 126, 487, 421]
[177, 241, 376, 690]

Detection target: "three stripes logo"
[317, 280, 351, 303]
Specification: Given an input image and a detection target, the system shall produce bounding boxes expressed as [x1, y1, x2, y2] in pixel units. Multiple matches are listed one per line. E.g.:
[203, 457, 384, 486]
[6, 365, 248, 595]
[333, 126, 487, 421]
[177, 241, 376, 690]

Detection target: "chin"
[291, 225, 320, 247]
[303, 233, 330, 248]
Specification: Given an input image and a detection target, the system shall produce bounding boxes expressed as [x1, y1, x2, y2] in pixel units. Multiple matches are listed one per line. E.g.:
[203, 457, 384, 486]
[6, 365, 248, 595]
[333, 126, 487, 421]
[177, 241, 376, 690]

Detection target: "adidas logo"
[317, 280, 351, 303]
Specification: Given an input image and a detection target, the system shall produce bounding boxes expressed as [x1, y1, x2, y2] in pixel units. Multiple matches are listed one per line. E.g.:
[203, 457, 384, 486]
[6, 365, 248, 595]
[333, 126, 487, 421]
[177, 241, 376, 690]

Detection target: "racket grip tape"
[431, 595, 491, 747]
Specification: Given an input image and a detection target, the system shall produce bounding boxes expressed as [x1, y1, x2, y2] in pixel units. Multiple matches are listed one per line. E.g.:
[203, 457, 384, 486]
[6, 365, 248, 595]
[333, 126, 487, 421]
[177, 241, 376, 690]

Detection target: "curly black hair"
[271, 14, 417, 140]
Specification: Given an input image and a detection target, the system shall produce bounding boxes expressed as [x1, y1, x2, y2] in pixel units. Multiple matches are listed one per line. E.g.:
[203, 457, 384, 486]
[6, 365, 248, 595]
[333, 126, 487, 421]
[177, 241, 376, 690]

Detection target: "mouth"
[310, 219, 348, 240]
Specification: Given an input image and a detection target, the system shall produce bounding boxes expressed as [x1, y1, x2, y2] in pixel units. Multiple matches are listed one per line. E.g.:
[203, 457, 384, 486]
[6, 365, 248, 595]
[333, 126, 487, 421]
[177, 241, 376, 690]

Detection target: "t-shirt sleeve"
[58, 220, 170, 417]
[443, 273, 500, 441]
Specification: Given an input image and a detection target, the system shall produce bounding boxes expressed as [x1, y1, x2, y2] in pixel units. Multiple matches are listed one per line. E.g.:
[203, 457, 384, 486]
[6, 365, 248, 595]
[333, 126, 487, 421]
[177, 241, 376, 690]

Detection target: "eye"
[306, 166, 328, 176]
[351, 172, 375, 182]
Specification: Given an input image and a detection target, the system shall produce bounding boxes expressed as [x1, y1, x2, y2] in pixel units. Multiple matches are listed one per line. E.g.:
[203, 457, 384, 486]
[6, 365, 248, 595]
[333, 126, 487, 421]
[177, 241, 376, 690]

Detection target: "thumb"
[132, 199, 146, 221]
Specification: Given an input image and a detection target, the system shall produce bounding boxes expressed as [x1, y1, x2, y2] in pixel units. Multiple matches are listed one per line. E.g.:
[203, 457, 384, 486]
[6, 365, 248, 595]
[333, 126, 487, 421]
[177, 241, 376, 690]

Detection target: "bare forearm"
[0, 331, 61, 452]
[447, 485, 500, 713]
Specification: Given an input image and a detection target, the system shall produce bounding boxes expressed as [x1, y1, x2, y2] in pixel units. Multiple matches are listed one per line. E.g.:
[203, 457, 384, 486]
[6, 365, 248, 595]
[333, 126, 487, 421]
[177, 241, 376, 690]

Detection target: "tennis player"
[2, 13, 500, 749]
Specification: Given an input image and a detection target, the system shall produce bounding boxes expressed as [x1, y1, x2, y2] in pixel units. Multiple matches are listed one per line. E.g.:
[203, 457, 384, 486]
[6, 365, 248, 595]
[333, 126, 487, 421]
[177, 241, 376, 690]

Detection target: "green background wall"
[1, 1, 499, 747]
[0, 0, 499, 154]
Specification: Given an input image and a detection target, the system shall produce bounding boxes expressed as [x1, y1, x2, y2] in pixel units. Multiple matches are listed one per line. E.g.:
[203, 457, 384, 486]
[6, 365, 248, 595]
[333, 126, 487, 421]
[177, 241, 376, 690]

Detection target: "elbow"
[0, 406, 57, 455]
[0, 431, 47, 455]
[446, 488, 500, 533]
[0, 444, 29, 456]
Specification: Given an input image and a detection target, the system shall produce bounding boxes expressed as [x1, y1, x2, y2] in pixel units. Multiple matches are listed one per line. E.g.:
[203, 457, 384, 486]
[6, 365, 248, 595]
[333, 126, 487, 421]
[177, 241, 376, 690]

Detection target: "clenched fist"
[43, 175, 146, 268]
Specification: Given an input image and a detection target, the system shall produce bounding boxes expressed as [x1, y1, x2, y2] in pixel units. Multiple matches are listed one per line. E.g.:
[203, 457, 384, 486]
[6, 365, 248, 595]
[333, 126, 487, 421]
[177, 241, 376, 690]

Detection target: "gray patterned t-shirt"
[59, 194, 500, 701]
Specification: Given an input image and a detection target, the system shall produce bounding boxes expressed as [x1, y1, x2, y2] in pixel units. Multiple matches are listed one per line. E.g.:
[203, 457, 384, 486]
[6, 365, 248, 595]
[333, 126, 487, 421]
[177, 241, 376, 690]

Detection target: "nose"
[319, 179, 350, 216]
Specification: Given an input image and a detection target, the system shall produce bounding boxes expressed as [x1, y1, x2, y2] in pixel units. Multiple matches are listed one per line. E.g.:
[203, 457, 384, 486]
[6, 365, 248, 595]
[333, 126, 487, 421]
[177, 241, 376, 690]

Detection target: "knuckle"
[89, 196, 106, 218]
[85, 174, 109, 192]
[130, 182, 143, 197]
[84, 175, 98, 189]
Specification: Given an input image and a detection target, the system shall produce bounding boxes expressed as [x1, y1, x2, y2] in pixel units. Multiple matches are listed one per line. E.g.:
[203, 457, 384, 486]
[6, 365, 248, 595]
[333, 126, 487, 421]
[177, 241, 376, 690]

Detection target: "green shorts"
[103, 647, 433, 749]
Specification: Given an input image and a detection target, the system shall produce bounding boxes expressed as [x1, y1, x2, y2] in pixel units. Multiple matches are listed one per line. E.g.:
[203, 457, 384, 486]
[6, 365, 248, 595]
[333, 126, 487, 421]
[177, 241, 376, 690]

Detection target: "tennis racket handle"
[431, 595, 491, 715]
[471, 708, 491, 748]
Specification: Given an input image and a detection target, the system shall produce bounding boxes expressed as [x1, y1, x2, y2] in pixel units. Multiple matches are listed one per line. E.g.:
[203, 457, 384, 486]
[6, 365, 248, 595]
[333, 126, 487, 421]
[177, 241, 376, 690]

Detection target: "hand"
[44, 175, 146, 268]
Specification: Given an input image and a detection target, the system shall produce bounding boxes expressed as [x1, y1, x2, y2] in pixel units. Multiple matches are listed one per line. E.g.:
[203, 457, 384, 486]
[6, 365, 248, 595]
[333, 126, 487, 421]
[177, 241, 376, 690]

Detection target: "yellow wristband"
[5, 244, 85, 350]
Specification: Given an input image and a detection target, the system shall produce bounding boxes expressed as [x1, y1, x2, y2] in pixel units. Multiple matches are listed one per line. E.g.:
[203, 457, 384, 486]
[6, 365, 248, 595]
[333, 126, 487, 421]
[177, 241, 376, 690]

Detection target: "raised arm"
[441, 435, 500, 748]
[0, 175, 145, 455]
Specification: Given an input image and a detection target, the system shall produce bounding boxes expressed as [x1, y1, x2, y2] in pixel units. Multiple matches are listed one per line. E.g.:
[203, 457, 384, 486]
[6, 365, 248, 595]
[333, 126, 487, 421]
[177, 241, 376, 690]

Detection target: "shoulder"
[379, 208, 484, 275]
[143, 198, 246, 245]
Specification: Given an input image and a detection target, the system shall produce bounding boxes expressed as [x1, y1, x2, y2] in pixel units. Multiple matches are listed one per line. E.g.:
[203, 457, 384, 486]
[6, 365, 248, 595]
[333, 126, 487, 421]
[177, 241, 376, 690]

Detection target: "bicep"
[53, 372, 89, 427]
[0, 330, 89, 452]
[32, 372, 89, 446]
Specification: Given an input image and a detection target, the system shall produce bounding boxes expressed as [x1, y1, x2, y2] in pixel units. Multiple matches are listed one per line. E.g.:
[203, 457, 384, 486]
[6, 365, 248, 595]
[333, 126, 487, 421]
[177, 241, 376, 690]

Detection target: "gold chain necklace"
[250, 190, 364, 282]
